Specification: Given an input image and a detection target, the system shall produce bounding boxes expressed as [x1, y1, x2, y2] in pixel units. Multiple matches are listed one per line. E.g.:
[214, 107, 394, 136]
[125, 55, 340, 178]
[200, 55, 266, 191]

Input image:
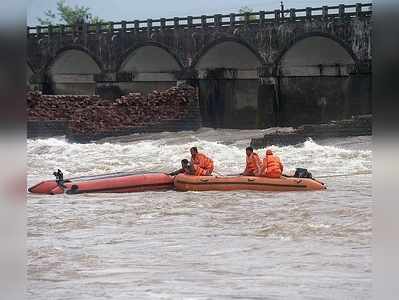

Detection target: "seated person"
[260, 149, 283, 178]
[190, 147, 214, 176]
[241, 147, 262, 176]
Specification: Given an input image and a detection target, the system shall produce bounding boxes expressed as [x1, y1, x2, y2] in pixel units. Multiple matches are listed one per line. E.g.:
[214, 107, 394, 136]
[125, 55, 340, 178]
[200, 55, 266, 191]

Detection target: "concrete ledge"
[66, 118, 201, 143]
[27, 117, 201, 142]
[28, 120, 68, 138]
[250, 114, 372, 148]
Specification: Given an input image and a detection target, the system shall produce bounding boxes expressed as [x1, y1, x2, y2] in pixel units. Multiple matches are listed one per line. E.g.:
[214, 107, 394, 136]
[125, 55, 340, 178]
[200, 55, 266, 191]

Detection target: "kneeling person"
[241, 147, 262, 176]
[190, 147, 214, 176]
[261, 149, 283, 178]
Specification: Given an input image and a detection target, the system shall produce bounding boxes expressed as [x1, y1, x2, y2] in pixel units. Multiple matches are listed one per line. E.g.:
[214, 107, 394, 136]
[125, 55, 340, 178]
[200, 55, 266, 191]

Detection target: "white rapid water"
[27, 129, 372, 299]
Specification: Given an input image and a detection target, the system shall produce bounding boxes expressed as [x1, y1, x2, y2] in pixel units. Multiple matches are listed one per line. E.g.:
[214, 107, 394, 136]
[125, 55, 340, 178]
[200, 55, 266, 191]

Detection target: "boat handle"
[248, 178, 256, 182]
[200, 179, 209, 182]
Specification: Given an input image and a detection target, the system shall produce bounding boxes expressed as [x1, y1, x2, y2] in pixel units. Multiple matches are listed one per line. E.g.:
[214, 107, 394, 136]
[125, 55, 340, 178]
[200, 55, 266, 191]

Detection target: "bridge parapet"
[27, 3, 371, 37]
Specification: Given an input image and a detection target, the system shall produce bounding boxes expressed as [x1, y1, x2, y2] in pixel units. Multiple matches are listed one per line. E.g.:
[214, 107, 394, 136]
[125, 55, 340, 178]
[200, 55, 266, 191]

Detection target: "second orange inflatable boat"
[174, 174, 326, 192]
[29, 172, 174, 195]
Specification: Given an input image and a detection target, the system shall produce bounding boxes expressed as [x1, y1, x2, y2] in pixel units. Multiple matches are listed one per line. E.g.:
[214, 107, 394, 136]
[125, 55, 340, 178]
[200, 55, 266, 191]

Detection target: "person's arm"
[188, 164, 197, 175]
[168, 168, 183, 176]
[241, 163, 248, 175]
[260, 158, 267, 175]
[243, 163, 253, 176]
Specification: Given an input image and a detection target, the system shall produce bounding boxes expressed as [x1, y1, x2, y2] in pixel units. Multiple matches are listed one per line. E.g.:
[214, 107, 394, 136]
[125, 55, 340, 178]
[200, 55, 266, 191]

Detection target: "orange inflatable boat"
[28, 172, 174, 195]
[174, 174, 326, 192]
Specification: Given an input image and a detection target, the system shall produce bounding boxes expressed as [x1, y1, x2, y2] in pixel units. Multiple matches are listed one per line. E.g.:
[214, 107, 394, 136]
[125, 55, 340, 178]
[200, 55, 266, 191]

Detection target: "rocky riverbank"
[250, 115, 372, 148]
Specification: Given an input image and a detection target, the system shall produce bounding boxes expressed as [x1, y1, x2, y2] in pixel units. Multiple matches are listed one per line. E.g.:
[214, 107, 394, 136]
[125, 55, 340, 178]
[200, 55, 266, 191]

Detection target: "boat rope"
[217, 171, 371, 179]
[315, 171, 371, 179]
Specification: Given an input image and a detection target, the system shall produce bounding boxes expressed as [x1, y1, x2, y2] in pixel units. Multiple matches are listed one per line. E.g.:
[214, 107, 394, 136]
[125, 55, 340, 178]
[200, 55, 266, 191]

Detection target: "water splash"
[28, 131, 371, 181]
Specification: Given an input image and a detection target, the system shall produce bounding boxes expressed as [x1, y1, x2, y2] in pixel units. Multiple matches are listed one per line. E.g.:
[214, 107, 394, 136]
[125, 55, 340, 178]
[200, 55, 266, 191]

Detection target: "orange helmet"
[266, 149, 273, 155]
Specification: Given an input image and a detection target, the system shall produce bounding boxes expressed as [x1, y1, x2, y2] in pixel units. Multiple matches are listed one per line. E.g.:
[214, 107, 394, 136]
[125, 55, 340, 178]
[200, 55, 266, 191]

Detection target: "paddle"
[315, 171, 371, 178]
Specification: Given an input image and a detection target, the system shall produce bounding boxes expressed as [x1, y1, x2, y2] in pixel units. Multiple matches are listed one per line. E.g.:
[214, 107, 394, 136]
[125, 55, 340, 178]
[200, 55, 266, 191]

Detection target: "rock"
[250, 115, 372, 148]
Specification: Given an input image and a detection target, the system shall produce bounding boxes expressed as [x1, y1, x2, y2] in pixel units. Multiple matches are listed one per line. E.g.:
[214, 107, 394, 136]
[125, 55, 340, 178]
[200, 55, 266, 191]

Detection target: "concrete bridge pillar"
[257, 77, 278, 128]
[345, 61, 372, 117]
[257, 64, 279, 128]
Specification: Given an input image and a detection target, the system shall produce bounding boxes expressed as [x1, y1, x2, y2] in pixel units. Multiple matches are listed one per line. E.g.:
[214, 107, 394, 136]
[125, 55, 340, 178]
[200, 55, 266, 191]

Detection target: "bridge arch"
[193, 37, 264, 70]
[118, 43, 182, 95]
[191, 37, 263, 69]
[275, 33, 370, 125]
[276, 33, 357, 76]
[193, 38, 266, 128]
[46, 46, 102, 95]
[119, 42, 183, 71]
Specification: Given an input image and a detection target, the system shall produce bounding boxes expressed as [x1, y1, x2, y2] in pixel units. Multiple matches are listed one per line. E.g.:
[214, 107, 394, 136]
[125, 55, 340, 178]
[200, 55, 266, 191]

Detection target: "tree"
[239, 6, 257, 21]
[37, 0, 104, 26]
[239, 6, 254, 14]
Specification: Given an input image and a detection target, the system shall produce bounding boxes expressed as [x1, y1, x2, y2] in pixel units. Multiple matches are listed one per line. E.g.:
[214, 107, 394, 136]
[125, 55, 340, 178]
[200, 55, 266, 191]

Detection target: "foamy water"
[27, 129, 372, 299]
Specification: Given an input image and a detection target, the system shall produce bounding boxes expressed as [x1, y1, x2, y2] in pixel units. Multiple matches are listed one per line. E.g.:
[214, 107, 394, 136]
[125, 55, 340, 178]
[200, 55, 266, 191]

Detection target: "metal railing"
[27, 3, 372, 36]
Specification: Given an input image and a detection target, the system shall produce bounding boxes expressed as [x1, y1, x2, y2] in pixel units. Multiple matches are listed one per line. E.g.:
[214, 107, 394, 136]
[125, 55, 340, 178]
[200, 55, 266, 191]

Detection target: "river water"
[27, 129, 372, 299]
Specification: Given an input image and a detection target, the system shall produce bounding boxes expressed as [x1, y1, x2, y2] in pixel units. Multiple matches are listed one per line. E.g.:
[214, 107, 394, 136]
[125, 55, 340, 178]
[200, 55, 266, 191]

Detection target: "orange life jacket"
[193, 164, 208, 176]
[262, 154, 283, 178]
[244, 153, 262, 176]
[191, 153, 214, 175]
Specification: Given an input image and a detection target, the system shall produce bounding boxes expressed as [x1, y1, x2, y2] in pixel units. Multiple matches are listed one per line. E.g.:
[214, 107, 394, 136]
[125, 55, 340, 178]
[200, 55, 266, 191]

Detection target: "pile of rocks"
[28, 85, 197, 135]
[27, 92, 102, 120]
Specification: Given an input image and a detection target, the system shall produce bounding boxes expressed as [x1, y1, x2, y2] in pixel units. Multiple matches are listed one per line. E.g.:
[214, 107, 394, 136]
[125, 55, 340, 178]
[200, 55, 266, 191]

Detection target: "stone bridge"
[27, 3, 372, 128]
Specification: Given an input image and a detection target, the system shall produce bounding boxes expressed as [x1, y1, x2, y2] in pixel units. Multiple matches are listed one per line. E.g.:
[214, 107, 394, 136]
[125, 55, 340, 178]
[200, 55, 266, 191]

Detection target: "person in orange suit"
[190, 147, 214, 176]
[241, 147, 262, 176]
[261, 149, 283, 178]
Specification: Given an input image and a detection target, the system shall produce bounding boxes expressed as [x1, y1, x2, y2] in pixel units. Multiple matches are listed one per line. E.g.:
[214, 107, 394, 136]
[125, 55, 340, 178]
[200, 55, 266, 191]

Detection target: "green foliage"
[37, 9, 57, 26]
[239, 6, 257, 21]
[37, 0, 105, 26]
[239, 6, 254, 14]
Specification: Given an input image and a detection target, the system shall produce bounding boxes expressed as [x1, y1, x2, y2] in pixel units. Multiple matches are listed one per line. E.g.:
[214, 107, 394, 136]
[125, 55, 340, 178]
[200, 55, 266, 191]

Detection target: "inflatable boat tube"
[174, 174, 326, 192]
[28, 172, 174, 195]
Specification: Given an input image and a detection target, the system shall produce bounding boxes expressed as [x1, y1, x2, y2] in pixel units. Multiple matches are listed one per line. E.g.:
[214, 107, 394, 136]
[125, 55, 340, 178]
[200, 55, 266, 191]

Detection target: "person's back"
[261, 149, 283, 178]
[194, 153, 213, 169]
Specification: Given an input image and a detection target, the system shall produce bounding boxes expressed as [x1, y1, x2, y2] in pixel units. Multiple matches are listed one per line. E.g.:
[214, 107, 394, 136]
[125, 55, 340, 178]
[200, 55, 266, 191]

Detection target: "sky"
[27, 0, 371, 26]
